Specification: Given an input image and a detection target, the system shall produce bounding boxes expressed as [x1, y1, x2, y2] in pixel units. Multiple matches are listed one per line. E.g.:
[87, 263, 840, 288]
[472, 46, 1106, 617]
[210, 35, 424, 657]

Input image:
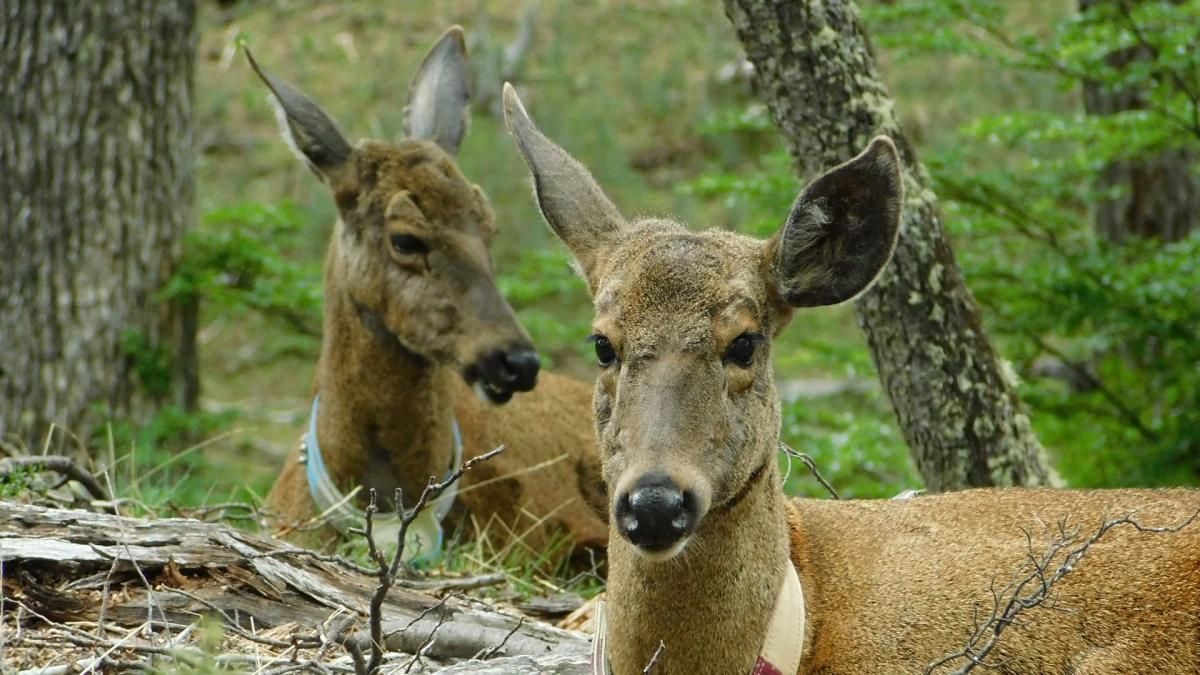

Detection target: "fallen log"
[0, 502, 590, 671]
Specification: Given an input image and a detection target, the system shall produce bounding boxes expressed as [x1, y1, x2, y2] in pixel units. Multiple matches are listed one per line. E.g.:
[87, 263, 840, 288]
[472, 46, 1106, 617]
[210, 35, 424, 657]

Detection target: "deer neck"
[605, 458, 793, 675]
[313, 284, 457, 510]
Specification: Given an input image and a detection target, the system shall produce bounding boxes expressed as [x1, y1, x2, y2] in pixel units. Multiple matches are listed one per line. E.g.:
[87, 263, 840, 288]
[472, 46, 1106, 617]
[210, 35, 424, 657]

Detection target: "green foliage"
[0, 463, 43, 501]
[103, 405, 249, 510]
[781, 392, 919, 499]
[498, 248, 595, 367]
[865, 0, 1200, 486]
[147, 618, 227, 674]
[121, 329, 175, 399]
[166, 201, 323, 339]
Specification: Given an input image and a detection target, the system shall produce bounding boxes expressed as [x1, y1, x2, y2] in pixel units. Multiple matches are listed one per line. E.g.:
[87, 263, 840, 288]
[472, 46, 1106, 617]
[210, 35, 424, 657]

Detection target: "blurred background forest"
[6, 0, 1199, 519]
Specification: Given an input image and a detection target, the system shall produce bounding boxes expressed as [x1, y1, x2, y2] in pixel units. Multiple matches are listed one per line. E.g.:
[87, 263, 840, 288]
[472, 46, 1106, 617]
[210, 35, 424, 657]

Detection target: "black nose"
[473, 347, 540, 403]
[615, 472, 697, 551]
[502, 348, 540, 392]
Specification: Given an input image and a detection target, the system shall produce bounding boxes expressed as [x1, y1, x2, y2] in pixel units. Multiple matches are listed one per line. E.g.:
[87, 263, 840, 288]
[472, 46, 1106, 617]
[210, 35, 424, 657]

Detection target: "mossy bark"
[0, 1, 197, 451]
[722, 0, 1059, 491]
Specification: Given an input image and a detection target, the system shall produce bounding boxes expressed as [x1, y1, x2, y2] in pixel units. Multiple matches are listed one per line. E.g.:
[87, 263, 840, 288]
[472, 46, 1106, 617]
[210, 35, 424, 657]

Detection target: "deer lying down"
[246, 29, 607, 562]
[502, 83, 1200, 675]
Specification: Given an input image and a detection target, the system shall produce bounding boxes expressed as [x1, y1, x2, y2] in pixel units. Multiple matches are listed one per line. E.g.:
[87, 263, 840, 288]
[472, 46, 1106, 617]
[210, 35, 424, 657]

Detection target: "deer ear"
[245, 47, 353, 181]
[502, 83, 625, 289]
[766, 136, 903, 308]
[406, 26, 471, 155]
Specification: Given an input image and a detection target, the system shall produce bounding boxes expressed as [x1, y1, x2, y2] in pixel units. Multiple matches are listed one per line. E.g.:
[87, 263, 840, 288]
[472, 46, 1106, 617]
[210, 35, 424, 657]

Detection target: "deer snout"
[615, 471, 699, 554]
[500, 348, 540, 391]
[467, 345, 540, 404]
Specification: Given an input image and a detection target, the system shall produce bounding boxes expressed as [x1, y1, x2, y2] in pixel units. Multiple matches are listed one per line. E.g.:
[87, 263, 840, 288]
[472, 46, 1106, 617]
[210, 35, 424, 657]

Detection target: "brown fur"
[252, 31, 607, 558]
[502, 83, 1200, 674]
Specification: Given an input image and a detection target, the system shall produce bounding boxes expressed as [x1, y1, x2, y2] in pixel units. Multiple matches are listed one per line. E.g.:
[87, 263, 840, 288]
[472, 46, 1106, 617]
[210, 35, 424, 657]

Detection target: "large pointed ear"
[502, 83, 625, 287]
[766, 136, 903, 308]
[405, 26, 471, 155]
[245, 47, 353, 182]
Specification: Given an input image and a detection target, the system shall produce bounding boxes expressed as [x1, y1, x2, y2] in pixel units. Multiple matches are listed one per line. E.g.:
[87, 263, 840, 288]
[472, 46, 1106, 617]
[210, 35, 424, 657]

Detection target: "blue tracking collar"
[299, 395, 463, 563]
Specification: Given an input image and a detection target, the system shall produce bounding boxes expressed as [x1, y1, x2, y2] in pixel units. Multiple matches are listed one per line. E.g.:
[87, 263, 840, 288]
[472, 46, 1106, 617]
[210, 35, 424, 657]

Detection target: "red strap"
[751, 657, 783, 675]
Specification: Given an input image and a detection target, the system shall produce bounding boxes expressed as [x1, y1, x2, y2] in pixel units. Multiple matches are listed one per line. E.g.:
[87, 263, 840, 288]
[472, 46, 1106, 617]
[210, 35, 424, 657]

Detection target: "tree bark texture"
[0, 1, 197, 451]
[1079, 0, 1200, 244]
[0, 502, 591, 670]
[721, 0, 1060, 491]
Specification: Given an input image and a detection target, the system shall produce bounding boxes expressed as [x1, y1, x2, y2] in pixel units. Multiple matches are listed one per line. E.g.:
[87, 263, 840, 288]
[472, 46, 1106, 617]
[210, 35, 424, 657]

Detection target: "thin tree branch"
[779, 442, 841, 499]
[925, 507, 1200, 674]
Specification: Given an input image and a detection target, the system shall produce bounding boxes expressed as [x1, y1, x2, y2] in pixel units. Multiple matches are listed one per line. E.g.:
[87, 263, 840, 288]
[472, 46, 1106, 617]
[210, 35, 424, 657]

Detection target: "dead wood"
[434, 651, 590, 673]
[0, 502, 590, 670]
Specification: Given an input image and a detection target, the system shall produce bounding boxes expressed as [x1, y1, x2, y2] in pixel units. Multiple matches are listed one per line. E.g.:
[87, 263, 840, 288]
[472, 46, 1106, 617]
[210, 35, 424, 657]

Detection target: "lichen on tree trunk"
[721, 0, 1059, 491]
[0, 0, 197, 450]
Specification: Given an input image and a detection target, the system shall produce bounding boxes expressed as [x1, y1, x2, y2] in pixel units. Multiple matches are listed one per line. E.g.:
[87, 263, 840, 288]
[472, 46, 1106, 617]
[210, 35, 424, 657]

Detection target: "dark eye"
[390, 233, 429, 255]
[590, 334, 617, 368]
[724, 333, 757, 367]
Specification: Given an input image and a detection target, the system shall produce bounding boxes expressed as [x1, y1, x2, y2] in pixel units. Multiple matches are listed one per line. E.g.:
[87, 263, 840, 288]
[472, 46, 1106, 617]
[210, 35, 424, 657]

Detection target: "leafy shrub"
[164, 201, 323, 339]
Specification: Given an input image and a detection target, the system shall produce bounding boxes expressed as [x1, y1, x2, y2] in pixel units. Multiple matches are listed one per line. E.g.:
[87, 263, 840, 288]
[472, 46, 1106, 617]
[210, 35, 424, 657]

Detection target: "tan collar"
[753, 562, 806, 674]
[592, 561, 806, 674]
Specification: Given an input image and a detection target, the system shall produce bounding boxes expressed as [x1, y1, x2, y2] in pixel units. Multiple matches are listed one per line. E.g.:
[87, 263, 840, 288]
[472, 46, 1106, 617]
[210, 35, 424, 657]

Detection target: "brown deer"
[247, 29, 607, 562]
[502, 83, 1200, 675]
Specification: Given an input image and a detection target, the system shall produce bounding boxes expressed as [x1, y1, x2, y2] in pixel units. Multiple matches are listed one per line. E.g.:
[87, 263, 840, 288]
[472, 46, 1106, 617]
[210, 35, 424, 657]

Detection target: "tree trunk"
[721, 0, 1059, 491]
[1079, 0, 1200, 244]
[0, 0, 197, 452]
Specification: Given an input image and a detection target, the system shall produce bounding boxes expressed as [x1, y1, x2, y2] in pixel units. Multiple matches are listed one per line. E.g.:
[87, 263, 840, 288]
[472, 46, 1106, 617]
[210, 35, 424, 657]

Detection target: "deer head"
[503, 84, 902, 559]
[246, 29, 539, 404]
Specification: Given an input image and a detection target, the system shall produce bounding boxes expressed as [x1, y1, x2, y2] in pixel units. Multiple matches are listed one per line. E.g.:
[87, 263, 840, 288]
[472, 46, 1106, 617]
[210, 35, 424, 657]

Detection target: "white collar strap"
[591, 561, 806, 675]
[754, 562, 805, 674]
[299, 394, 463, 564]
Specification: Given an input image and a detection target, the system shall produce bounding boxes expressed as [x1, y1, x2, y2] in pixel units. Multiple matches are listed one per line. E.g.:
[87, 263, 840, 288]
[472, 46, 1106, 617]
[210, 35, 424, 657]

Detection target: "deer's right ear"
[502, 83, 624, 290]
[245, 47, 353, 183]
[765, 136, 903, 308]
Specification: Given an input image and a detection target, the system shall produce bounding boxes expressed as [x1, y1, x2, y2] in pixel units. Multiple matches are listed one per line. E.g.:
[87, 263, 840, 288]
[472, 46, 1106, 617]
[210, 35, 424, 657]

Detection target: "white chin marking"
[472, 381, 490, 402]
[634, 537, 690, 562]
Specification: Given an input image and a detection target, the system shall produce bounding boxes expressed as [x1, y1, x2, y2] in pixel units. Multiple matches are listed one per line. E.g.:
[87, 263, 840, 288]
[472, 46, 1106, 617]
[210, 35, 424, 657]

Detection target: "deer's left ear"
[246, 47, 354, 181]
[765, 136, 903, 308]
[406, 26, 471, 155]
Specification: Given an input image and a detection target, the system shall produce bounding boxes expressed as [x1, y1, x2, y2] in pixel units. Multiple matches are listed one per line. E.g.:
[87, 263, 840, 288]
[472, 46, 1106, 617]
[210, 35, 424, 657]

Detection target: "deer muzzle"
[464, 345, 540, 403]
[615, 470, 700, 556]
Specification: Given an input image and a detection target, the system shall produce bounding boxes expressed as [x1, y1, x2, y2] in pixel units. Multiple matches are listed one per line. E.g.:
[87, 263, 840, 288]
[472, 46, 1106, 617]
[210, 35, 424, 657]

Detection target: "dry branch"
[926, 508, 1200, 674]
[357, 444, 508, 674]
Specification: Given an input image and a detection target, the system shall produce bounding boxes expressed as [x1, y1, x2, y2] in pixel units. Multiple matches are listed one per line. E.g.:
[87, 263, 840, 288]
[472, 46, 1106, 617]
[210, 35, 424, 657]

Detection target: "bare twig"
[118, 541, 173, 646]
[399, 572, 506, 593]
[400, 608, 450, 673]
[779, 442, 840, 499]
[169, 500, 262, 523]
[163, 587, 321, 650]
[476, 616, 524, 660]
[385, 594, 456, 643]
[248, 548, 377, 576]
[925, 508, 1200, 674]
[642, 640, 666, 674]
[356, 445, 507, 675]
[1027, 335, 1158, 442]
